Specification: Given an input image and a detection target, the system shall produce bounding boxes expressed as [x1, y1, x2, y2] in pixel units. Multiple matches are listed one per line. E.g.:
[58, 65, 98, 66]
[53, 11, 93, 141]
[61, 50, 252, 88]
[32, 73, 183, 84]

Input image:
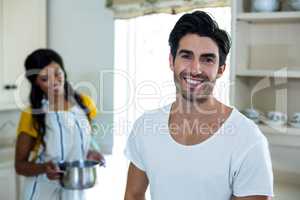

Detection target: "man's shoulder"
[230, 108, 268, 149]
[231, 109, 258, 129]
[131, 104, 171, 136]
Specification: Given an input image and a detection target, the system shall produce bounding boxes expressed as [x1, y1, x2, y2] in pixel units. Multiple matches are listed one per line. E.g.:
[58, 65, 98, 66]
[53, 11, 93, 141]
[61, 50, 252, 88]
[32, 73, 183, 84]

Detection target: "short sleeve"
[81, 94, 98, 120]
[17, 108, 38, 138]
[124, 117, 146, 171]
[232, 138, 274, 197]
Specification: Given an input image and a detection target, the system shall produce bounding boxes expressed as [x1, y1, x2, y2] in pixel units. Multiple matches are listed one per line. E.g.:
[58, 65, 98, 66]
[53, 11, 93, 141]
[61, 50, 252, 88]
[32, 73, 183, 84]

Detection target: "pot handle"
[56, 161, 68, 173]
[99, 159, 106, 167]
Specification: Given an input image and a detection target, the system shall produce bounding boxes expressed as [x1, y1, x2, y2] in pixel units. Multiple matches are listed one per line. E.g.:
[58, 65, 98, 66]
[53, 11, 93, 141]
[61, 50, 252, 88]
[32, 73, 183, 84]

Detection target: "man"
[124, 11, 273, 200]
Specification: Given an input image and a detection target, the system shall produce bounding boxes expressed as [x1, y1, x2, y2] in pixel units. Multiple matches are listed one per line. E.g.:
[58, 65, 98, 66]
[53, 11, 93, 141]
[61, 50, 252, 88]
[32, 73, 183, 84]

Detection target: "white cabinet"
[231, 0, 300, 184]
[231, 0, 300, 143]
[0, 0, 47, 110]
[0, 161, 16, 200]
[0, 147, 16, 200]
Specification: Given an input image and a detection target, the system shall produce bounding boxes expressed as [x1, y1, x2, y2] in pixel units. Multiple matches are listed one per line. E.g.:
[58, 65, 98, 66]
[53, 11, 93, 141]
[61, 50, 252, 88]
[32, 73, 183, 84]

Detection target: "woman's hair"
[24, 48, 89, 146]
[168, 11, 231, 66]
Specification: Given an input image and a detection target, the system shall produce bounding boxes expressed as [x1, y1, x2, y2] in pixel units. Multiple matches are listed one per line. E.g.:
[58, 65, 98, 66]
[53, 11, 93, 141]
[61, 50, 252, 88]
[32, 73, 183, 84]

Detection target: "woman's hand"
[44, 161, 62, 180]
[87, 150, 105, 165]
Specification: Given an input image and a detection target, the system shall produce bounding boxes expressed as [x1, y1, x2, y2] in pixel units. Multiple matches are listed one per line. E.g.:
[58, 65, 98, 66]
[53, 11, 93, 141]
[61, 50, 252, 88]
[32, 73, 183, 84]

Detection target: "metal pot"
[58, 160, 104, 190]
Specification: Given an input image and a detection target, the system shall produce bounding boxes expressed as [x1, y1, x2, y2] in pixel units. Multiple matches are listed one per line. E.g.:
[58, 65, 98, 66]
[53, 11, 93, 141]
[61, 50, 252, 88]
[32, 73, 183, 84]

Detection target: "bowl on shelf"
[288, 0, 300, 10]
[262, 111, 287, 127]
[288, 112, 300, 128]
[289, 122, 300, 128]
[242, 108, 261, 123]
[263, 119, 286, 128]
[251, 0, 280, 12]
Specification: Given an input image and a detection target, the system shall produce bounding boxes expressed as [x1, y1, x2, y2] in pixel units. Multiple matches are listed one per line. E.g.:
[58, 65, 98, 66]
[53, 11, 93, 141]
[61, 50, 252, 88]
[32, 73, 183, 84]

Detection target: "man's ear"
[169, 53, 174, 71]
[216, 64, 226, 78]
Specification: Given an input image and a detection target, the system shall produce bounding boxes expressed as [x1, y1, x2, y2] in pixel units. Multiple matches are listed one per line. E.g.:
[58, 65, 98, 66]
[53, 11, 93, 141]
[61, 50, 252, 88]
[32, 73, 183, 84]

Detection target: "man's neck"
[169, 94, 232, 145]
[173, 94, 221, 117]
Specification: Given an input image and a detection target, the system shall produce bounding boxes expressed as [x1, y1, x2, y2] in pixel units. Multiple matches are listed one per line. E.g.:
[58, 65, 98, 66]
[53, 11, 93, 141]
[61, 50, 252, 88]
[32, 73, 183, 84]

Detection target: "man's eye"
[181, 54, 191, 59]
[203, 58, 214, 64]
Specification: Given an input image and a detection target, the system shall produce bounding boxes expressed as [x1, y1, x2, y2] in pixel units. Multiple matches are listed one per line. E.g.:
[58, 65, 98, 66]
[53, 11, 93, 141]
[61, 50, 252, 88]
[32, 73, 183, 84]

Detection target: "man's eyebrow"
[178, 49, 193, 55]
[178, 50, 217, 58]
[200, 53, 217, 59]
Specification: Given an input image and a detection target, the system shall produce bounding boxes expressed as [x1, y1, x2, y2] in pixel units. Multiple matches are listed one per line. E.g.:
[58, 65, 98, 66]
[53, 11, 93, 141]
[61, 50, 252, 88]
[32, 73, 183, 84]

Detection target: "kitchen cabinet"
[0, 161, 16, 200]
[0, 147, 16, 200]
[231, 0, 300, 146]
[0, 0, 47, 110]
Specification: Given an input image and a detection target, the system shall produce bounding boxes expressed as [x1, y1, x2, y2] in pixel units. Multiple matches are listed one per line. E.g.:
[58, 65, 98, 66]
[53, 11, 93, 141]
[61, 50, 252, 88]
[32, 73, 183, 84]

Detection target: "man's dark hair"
[168, 10, 231, 66]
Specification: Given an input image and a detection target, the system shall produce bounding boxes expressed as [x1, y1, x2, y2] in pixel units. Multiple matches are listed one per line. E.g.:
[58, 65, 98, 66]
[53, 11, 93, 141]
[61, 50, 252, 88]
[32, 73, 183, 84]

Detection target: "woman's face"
[35, 62, 65, 98]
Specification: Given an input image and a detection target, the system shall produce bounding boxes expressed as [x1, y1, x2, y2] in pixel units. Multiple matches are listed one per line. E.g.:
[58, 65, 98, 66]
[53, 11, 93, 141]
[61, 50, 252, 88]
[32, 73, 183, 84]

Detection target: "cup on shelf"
[263, 111, 287, 127]
[242, 108, 261, 123]
[251, 0, 280, 12]
[289, 112, 300, 128]
[288, 0, 300, 10]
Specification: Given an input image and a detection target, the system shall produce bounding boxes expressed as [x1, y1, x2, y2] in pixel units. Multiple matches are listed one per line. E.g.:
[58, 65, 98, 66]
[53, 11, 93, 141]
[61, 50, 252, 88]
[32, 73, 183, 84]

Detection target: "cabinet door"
[0, 0, 47, 110]
[0, 162, 16, 200]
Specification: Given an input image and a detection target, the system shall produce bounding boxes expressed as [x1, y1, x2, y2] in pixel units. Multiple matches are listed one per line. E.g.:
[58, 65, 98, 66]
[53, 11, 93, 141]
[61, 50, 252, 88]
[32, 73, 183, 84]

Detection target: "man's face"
[169, 34, 225, 102]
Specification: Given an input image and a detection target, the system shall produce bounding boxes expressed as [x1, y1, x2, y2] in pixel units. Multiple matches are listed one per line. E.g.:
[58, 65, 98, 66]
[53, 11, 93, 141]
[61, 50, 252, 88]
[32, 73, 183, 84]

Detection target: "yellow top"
[17, 94, 98, 138]
[16, 94, 98, 161]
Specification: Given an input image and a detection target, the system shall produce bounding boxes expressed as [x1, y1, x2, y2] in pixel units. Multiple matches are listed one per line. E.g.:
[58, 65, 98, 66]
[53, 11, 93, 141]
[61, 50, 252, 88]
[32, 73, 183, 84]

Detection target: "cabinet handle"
[4, 84, 18, 90]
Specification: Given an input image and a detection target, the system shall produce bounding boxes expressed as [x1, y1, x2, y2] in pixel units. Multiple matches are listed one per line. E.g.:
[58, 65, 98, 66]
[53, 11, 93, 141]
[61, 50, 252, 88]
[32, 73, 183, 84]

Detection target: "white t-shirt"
[125, 104, 273, 200]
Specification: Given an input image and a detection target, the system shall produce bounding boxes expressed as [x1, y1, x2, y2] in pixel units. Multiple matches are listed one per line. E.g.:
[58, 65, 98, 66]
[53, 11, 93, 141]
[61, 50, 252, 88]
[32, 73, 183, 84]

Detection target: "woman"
[15, 49, 104, 200]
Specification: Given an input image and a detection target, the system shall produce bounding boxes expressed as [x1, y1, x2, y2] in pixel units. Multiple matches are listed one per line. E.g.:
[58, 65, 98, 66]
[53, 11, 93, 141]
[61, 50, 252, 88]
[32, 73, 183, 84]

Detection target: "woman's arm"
[15, 133, 60, 180]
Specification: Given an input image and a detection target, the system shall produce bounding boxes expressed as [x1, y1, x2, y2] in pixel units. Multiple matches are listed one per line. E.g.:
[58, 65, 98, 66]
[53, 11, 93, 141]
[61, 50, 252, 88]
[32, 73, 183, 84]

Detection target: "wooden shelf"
[237, 11, 300, 23]
[274, 170, 300, 185]
[236, 69, 300, 78]
[259, 124, 300, 136]
[258, 124, 300, 148]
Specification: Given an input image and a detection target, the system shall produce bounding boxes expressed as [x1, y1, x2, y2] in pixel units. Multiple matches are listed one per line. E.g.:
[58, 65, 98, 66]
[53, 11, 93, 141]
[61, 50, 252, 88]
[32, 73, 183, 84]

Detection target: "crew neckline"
[164, 103, 236, 149]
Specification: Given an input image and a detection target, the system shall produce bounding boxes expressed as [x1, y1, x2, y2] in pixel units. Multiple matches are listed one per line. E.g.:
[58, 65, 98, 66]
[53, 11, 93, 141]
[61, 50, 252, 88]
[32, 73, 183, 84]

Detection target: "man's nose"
[190, 59, 202, 74]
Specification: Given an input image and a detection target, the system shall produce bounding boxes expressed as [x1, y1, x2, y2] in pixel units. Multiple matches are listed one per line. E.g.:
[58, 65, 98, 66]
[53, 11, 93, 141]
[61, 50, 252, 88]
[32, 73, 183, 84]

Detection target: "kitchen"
[0, 0, 300, 199]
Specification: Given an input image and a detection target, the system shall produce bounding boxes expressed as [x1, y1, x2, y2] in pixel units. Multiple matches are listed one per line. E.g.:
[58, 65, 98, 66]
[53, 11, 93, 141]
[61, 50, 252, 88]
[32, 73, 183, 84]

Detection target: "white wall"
[0, 111, 19, 147]
[47, 0, 114, 154]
